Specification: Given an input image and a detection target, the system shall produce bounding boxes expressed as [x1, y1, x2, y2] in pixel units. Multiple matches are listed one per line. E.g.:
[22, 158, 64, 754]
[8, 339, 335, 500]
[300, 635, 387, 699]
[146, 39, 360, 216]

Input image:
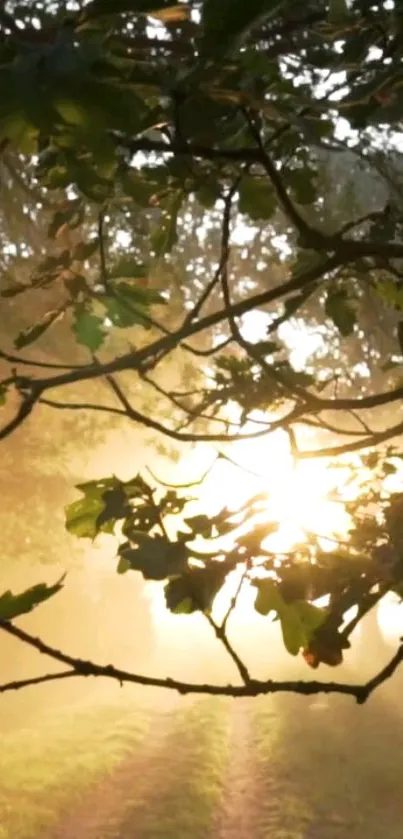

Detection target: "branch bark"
[0, 618, 402, 704]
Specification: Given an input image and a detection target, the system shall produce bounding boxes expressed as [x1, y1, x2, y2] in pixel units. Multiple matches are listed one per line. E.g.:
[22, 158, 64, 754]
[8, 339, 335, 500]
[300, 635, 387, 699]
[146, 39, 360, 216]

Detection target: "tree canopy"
[2, 0, 403, 704]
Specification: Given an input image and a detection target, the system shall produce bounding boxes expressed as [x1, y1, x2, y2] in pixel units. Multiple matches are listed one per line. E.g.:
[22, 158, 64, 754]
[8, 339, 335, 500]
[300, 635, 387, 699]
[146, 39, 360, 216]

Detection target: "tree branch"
[40, 389, 299, 443]
[299, 417, 403, 459]
[204, 611, 251, 684]
[0, 618, 402, 704]
[0, 669, 78, 694]
[241, 107, 326, 247]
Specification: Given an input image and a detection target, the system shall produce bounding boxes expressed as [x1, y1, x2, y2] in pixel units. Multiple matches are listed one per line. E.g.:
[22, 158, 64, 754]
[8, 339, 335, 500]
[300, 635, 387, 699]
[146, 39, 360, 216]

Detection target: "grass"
[252, 692, 403, 839]
[118, 697, 231, 839]
[0, 691, 151, 839]
[3, 679, 403, 839]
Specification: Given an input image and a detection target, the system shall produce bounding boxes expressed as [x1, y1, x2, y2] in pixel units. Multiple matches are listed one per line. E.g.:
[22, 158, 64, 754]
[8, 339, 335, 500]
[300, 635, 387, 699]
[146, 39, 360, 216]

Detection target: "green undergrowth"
[251, 693, 403, 839]
[118, 697, 231, 839]
[0, 693, 152, 839]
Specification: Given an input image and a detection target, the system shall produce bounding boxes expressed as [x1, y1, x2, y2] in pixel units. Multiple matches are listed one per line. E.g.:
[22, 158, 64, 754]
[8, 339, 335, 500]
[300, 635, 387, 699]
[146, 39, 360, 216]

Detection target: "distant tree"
[2, 0, 403, 705]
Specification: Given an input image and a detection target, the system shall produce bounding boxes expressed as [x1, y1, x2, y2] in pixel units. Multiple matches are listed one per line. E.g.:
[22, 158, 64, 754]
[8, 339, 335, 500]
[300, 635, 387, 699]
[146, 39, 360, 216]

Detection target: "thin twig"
[0, 670, 78, 694]
[204, 611, 251, 684]
[146, 456, 219, 489]
[222, 565, 249, 632]
[0, 348, 97, 370]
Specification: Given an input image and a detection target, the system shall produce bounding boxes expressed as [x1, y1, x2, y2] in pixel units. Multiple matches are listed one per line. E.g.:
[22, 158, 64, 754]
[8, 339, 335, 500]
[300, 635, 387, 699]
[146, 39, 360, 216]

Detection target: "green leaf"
[115, 282, 163, 306]
[328, 0, 350, 23]
[48, 199, 84, 239]
[0, 579, 64, 622]
[65, 495, 106, 539]
[0, 384, 7, 406]
[96, 488, 131, 529]
[102, 284, 163, 329]
[287, 169, 317, 205]
[253, 340, 280, 356]
[14, 306, 65, 349]
[151, 191, 183, 257]
[118, 537, 188, 581]
[253, 580, 326, 656]
[0, 111, 38, 155]
[376, 279, 403, 310]
[74, 165, 112, 203]
[72, 304, 106, 351]
[325, 290, 356, 337]
[185, 514, 214, 538]
[53, 98, 91, 128]
[196, 182, 221, 209]
[117, 556, 131, 574]
[120, 172, 160, 207]
[109, 257, 148, 281]
[279, 603, 306, 656]
[164, 563, 229, 614]
[202, 0, 288, 55]
[42, 165, 71, 190]
[253, 578, 284, 616]
[102, 296, 140, 328]
[65, 478, 122, 539]
[238, 176, 276, 221]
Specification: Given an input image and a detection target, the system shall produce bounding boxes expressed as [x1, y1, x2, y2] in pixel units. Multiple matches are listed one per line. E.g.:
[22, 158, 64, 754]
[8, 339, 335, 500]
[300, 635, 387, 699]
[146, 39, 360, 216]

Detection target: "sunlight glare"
[145, 417, 353, 633]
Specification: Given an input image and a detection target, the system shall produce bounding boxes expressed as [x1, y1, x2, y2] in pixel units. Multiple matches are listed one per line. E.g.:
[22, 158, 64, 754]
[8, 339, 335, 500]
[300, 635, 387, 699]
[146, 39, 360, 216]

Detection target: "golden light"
[78, 415, 403, 652]
[144, 418, 354, 636]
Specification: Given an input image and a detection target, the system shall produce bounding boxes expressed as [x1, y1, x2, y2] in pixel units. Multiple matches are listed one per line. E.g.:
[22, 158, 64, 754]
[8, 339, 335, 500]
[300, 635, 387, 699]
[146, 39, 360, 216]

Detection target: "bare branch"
[146, 456, 219, 489]
[40, 385, 301, 443]
[299, 417, 403, 459]
[0, 618, 402, 704]
[242, 107, 325, 247]
[0, 348, 94, 370]
[204, 611, 251, 684]
[0, 670, 78, 694]
[221, 565, 249, 633]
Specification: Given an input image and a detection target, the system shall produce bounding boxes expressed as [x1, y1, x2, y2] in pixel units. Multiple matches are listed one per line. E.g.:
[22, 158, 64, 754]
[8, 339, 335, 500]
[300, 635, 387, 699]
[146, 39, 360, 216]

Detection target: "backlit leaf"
[118, 537, 188, 580]
[14, 306, 65, 349]
[72, 304, 106, 351]
[151, 191, 183, 257]
[0, 579, 64, 622]
[239, 176, 276, 221]
[165, 563, 229, 613]
[325, 289, 356, 337]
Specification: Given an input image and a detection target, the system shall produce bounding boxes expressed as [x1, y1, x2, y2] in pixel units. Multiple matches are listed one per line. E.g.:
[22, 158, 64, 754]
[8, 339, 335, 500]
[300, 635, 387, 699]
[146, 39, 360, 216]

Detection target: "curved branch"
[39, 390, 301, 443]
[0, 393, 38, 441]
[0, 348, 94, 370]
[0, 618, 402, 704]
[300, 417, 403, 458]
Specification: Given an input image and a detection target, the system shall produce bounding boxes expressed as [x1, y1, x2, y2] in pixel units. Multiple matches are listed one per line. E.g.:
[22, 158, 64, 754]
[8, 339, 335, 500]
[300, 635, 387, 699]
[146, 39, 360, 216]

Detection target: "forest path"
[48, 709, 176, 839]
[41, 684, 403, 839]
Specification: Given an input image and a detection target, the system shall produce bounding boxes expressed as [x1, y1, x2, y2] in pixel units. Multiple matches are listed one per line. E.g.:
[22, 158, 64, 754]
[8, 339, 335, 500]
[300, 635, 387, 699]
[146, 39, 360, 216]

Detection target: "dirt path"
[42, 690, 403, 839]
[49, 709, 176, 839]
[211, 699, 270, 839]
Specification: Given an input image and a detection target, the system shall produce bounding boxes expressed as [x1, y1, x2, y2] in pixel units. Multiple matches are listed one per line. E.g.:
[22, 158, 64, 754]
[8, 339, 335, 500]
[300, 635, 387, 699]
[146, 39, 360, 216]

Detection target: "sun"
[191, 424, 352, 552]
[144, 421, 354, 635]
[89, 417, 403, 648]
